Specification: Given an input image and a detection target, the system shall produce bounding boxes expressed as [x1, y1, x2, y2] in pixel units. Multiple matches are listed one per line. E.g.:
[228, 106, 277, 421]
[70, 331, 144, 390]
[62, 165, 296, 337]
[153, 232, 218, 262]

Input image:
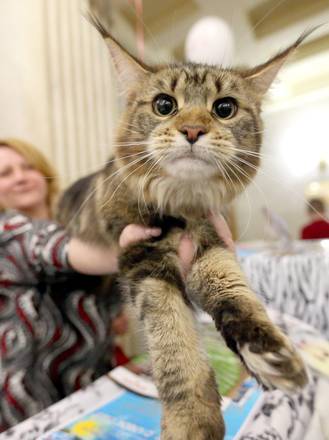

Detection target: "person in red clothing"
[300, 198, 329, 240]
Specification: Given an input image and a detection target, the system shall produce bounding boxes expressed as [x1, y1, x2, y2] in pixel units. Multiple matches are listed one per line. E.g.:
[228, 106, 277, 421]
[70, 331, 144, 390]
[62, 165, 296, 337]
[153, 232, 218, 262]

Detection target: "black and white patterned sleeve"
[1, 211, 72, 276]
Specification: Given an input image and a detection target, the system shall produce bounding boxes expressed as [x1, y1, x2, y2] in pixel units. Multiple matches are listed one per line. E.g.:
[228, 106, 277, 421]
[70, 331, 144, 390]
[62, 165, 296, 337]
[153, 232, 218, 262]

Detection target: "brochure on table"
[40, 368, 263, 440]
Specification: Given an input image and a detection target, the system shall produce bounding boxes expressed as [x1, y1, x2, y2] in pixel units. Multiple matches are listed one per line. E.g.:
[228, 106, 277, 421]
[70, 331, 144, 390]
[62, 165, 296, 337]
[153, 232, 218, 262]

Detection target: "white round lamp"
[185, 16, 234, 67]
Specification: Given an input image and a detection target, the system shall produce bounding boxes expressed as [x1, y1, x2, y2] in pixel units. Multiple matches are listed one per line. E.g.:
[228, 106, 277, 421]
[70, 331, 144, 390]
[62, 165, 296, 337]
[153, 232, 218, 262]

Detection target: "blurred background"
[0, 0, 329, 241]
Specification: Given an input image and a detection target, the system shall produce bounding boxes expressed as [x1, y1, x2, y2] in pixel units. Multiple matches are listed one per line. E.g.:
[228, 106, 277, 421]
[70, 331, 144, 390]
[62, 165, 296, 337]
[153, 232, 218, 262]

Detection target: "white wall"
[0, 0, 50, 154]
[234, 93, 329, 241]
[0, 0, 120, 188]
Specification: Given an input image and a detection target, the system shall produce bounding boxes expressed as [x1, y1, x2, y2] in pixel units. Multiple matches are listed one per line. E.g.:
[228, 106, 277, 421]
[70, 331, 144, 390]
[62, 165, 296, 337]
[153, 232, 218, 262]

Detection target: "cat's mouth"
[170, 151, 213, 165]
[176, 153, 203, 161]
[163, 150, 217, 179]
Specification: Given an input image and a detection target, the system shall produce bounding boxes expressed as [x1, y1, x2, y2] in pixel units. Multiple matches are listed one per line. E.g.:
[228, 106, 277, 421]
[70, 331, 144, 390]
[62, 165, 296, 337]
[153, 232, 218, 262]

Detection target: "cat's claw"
[239, 335, 308, 392]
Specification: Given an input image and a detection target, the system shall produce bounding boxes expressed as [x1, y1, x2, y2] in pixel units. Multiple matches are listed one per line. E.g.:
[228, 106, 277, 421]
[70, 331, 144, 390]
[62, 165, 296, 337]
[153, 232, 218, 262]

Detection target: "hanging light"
[185, 16, 234, 67]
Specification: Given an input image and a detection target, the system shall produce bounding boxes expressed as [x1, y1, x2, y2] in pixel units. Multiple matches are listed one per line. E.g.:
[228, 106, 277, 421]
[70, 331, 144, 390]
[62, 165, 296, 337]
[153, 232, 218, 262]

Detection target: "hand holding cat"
[208, 212, 235, 253]
[178, 213, 235, 277]
[118, 224, 161, 247]
[121, 215, 234, 278]
[68, 216, 233, 276]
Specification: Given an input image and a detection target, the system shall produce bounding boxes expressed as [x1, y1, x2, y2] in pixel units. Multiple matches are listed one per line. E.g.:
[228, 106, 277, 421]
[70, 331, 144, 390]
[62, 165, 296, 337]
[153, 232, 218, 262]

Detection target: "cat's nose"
[179, 125, 207, 144]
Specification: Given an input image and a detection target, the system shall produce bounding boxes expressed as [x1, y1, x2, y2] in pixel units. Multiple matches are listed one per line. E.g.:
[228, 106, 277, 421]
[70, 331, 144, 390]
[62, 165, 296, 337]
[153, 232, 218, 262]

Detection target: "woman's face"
[0, 147, 48, 212]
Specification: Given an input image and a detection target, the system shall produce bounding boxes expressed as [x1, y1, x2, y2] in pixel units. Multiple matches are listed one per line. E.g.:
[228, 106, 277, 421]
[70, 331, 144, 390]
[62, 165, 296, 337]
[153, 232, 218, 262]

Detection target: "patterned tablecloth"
[2, 310, 329, 440]
[239, 240, 329, 338]
[240, 309, 329, 440]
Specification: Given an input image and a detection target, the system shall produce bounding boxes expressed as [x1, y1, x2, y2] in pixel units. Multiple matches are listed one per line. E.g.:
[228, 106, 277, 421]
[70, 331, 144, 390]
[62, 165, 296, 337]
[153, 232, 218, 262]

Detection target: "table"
[2, 310, 328, 440]
[239, 240, 329, 338]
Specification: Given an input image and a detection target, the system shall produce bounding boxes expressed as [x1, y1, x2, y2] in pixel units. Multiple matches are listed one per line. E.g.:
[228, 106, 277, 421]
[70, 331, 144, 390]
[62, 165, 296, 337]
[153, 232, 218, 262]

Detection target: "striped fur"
[57, 27, 310, 439]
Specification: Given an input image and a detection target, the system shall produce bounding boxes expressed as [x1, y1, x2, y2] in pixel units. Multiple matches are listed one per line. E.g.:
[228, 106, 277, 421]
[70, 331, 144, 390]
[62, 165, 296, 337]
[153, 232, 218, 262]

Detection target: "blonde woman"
[0, 138, 59, 218]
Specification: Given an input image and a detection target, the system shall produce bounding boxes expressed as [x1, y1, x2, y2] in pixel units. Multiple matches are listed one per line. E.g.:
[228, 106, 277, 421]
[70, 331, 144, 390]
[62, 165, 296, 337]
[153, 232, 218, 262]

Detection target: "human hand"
[120, 215, 234, 277]
[119, 224, 161, 248]
[178, 213, 235, 278]
[68, 224, 161, 275]
[207, 212, 235, 253]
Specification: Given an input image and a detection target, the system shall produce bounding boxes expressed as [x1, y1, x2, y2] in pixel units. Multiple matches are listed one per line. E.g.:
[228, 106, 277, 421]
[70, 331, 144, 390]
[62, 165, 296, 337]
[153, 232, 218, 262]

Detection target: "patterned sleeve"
[1, 211, 72, 276]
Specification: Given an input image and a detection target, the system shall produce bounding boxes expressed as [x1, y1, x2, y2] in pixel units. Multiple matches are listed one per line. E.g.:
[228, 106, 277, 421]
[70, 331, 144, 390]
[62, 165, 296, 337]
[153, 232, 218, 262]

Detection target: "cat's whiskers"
[226, 155, 258, 186]
[248, 129, 267, 135]
[111, 141, 146, 147]
[213, 157, 236, 192]
[234, 158, 262, 177]
[228, 157, 269, 200]
[39, 151, 150, 179]
[213, 143, 268, 167]
[220, 158, 253, 241]
[228, 145, 268, 160]
[211, 137, 264, 155]
[102, 153, 156, 211]
[233, 153, 277, 181]
[138, 153, 165, 219]
[137, 155, 155, 221]
[67, 153, 145, 188]
[215, 149, 247, 196]
[136, 153, 161, 219]
[207, 144, 235, 188]
[225, 158, 273, 240]
[67, 153, 152, 229]
[103, 150, 150, 167]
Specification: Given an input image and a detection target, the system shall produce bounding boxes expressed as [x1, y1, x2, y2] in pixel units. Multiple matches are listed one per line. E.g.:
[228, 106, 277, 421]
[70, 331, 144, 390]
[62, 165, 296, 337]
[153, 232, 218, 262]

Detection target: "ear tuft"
[85, 11, 110, 39]
[243, 26, 320, 95]
[86, 11, 151, 96]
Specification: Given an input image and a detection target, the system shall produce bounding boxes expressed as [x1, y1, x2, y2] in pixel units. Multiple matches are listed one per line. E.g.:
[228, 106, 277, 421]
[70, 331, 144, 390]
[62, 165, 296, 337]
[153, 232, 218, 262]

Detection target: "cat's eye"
[213, 97, 237, 119]
[153, 94, 177, 116]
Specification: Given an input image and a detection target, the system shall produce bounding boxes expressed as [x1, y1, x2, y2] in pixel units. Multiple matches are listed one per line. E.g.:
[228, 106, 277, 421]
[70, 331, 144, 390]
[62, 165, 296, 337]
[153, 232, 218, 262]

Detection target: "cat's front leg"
[120, 242, 225, 440]
[187, 243, 308, 392]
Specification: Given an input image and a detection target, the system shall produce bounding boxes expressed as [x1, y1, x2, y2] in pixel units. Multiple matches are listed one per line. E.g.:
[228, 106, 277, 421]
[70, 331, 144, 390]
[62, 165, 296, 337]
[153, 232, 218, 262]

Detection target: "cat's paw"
[239, 332, 308, 393]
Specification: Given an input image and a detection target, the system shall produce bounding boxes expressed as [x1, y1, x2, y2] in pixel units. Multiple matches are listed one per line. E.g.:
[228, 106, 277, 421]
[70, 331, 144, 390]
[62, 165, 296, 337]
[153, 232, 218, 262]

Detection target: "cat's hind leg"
[120, 242, 225, 440]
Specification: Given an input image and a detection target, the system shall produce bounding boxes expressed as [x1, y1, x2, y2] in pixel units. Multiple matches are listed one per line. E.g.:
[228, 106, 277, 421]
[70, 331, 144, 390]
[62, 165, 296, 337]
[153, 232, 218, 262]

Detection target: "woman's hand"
[178, 213, 235, 278]
[121, 215, 234, 278]
[68, 225, 161, 275]
[119, 224, 161, 248]
[68, 215, 233, 276]
[208, 212, 235, 253]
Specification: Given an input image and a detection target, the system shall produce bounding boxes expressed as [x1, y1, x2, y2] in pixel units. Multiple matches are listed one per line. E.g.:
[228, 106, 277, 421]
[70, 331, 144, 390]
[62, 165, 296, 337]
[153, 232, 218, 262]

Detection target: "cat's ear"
[242, 29, 316, 95]
[87, 13, 151, 95]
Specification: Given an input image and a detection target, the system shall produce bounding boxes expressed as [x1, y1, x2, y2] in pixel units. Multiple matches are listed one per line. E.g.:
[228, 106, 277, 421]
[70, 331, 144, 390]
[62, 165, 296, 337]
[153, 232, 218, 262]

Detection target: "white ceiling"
[106, 0, 329, 107]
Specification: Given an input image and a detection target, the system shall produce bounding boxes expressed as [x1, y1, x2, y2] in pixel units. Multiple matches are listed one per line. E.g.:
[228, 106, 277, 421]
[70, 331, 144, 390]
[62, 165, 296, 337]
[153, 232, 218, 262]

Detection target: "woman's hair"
[0, 138, 60, 214]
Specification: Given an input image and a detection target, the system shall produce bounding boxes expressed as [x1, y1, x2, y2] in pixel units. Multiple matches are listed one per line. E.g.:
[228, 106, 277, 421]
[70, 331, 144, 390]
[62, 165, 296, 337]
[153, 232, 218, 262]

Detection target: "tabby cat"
[58, 18, 308, 440]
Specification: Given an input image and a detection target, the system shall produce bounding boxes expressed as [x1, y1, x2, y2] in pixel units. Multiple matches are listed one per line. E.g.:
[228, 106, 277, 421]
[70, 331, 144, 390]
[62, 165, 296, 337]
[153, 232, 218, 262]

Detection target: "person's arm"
[70, 215, 235, 276]
[11, 214, 160, 276]
[21, 214, 232, 277]
[0, 211, 72, 275]
[68, 225, 161, 275]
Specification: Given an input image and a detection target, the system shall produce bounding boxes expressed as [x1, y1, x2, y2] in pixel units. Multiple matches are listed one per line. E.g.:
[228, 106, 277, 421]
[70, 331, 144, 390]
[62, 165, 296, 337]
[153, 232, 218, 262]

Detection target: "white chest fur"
[147, 176, 229, 216]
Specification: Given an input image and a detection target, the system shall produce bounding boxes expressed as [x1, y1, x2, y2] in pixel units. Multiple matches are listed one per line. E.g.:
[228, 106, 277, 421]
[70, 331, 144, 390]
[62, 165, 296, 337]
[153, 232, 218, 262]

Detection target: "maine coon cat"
[58, 17, 309, 440]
